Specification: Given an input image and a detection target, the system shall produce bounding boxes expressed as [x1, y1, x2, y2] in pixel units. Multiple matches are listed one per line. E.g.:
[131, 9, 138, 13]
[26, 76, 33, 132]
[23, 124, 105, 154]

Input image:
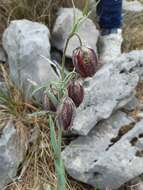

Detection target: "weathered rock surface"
[123, 0, 143, 13]
[52, 8, 99, 57]
[120, 176, 143, 190]
[133, 183, 143, 190]
[0, 82, 8, 98]
[0, 120, 27, 189]
[62, 112, 143, 189]
[123, 96, 141, 111]
[70, 50, 143, 135]
[2, 19, 58, 99]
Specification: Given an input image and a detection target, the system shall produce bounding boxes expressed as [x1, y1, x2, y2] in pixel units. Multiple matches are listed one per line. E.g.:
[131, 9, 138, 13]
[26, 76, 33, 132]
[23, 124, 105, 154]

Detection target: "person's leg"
[97, 0, 123, 63]
[97, 0, 122, 30]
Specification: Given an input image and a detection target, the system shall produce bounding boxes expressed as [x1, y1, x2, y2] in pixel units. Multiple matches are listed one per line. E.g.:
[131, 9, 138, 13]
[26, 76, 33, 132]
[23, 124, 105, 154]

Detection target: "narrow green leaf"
[83, 0, 89, 16]
[64, 71, 76, 86]
[32, 82, 51, 96]
[71, 0, 76, 26]
[55, 160, 65, 190]
[45, 90, 59, 108]
[28, 111, 53, 117]
[0, 96, 7, 103]
[32, 85, 46, 96]
[57, 126, 62, 156]
[49, 116, 58, 154]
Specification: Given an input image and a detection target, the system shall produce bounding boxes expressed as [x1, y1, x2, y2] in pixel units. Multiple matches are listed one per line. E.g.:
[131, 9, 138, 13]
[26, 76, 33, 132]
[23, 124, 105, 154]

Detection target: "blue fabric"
[97, 0, 123, 29]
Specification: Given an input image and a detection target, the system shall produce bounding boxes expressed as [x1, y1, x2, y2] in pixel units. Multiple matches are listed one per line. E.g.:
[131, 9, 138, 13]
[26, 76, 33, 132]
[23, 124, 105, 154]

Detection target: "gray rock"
[122, 176, 143, 190]
[52, 8, 99, 57]
[90, 120, 143, 189]
[70, 50, 143, 136]
[0, 46, 6, 63]
[134, 183, 143, 190]
[2, 19, 59, 99]
[0, 82, 8, 99]
[0, 120, 27, 189]
[123, 96, 141, 111]
[104, 111, 135, 129]
[0, 82, 6, 90]
[113, 50, 143, 80]
[62, 113, 143, 189]
[123, 0, 143, 13]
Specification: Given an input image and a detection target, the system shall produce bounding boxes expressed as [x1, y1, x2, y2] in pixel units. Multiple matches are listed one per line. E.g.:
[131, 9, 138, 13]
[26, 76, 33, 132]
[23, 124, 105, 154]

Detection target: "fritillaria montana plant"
[67, 79, 84, 107]
[33, 1, 99, 189]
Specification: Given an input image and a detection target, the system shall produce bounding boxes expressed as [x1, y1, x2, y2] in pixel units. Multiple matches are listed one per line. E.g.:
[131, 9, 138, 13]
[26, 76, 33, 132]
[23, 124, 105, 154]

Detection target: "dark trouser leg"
[96, 0, 122, 30]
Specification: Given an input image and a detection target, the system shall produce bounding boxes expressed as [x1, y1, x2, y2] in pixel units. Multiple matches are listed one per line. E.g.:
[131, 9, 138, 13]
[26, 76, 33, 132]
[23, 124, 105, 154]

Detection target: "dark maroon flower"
[72, 46, 98, 78]
[42, 86, 58, 112]
[43, 93, 57, 112]
[57, 97, 76, 130]
[67, 80, 84, 107]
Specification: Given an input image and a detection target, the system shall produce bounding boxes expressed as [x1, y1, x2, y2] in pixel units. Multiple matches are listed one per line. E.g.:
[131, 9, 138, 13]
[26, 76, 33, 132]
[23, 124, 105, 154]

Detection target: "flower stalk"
[49, 116, 65, 190]
[61, 32, 83, 81]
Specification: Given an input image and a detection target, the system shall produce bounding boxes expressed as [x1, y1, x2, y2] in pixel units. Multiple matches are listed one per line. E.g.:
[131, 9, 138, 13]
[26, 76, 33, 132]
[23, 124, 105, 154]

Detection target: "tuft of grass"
[0, 0, 63, 41]
[123, 10, 143, 52]
[0, 0, 63, 28]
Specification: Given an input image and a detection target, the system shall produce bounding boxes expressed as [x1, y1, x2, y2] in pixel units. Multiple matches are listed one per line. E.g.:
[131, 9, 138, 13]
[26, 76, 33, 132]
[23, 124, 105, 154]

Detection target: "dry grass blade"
[123, 11, 143, 52]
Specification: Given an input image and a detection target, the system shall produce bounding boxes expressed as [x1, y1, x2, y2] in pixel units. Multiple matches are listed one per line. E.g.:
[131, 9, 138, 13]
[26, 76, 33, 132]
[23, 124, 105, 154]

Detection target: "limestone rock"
[2, 19, 59, 99]
[62, 112, 143, 189]
[52, 8, 99, 57]
[0, 120, 27, 189]
[0, 82, 8, 98]
[123, 0, 143, 13]
[121, 176, 143, 190]
[123, 96, 141, 111]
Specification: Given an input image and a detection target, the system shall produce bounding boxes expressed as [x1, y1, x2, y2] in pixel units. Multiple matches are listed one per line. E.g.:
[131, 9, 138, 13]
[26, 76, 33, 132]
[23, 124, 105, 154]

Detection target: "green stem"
[61, 32, 83, 82]
[74, 32, 83, 46]
[61, 34, 72, 81]
[49, 116, 66, 190]
[56, 159, 65, 190]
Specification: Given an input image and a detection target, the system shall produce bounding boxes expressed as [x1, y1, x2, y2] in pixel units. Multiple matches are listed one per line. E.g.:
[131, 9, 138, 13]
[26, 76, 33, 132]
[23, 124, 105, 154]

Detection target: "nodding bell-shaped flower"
[43, 93, 57, 112]
[56, 97, 76, 130]
[42, 86, 59, 112]
[72, 46, 98, 78]
[67, 80, 84, 107]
